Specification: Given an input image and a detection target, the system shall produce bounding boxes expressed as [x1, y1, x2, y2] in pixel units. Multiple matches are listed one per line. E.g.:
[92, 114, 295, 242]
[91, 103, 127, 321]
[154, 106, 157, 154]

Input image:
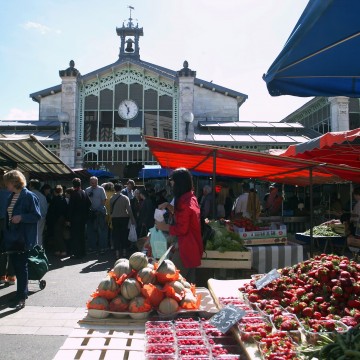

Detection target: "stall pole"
[212, 150, 217, 219]
[309, 168, 314, 257]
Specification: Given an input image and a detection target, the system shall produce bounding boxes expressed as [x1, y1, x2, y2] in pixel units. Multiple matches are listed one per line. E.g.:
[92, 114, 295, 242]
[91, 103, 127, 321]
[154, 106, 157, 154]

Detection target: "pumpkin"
[137, 267, 156, 285]
[87, 296, 109, 310]
[155, 259, 179, 284]
[109, 295, 129, 312]
[128, 296, 152, 313]
[158, 297, 179, 314]
[121, 278, 141, 300]
[113, 260, 131, 278]
[129, 252, 148, 271]
[114, 257, 129, 267]
[97, 276, 119, 300]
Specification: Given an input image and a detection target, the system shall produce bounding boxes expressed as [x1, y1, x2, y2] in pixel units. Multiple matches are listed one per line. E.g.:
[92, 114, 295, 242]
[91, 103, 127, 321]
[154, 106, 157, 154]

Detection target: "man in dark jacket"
[66, 178, 91, 259]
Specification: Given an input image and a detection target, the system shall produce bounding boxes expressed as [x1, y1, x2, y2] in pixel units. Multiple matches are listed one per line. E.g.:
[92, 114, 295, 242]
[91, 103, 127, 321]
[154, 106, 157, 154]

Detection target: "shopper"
[155, 167, 202, 283]
[85, 177, 107, 254]
[66, 178, 91, 259]
[110, 183, 136, 259]
[3, 170, 41, 310]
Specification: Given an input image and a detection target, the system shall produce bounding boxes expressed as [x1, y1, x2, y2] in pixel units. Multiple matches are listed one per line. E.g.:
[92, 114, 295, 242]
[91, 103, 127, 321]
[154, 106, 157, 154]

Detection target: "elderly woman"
[3, 170, 41, 310]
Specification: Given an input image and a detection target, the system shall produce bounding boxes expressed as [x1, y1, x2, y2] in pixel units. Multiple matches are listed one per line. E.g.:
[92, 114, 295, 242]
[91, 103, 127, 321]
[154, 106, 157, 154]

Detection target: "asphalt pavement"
[0, 251, 118, 360]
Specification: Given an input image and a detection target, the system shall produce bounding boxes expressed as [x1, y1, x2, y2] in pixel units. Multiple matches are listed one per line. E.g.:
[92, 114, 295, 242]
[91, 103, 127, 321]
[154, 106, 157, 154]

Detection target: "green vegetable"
[304, 225, 339, 237]
[300, 323, 360, 359]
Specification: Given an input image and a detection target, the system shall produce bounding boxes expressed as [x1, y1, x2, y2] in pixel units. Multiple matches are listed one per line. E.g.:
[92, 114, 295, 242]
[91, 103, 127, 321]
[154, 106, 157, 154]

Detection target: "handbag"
[128, 223, 137, 243]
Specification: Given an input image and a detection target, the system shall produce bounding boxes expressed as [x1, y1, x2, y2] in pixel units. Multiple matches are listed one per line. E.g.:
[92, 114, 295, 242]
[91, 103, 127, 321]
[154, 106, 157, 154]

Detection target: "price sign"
[209, 305, 246, 334]
[255, 268, 280, 290]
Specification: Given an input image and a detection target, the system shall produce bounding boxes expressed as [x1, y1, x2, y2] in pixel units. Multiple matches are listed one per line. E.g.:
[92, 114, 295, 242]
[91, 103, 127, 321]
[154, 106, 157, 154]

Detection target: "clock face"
[118, 99, 139, 120]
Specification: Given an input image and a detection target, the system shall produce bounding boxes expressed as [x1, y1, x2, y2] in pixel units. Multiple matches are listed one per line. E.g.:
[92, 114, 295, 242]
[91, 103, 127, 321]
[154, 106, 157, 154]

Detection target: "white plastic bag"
[128, 224, 137, 243]
[154, 208, 166, 222]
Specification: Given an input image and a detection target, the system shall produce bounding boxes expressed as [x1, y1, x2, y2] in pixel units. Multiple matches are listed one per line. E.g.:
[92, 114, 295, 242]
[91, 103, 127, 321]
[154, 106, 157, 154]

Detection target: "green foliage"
[205, 221, 247, 252]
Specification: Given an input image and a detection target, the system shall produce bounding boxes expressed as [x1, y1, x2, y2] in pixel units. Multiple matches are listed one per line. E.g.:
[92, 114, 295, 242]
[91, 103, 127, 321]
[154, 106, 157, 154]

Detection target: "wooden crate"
[243, 237, 287, 246]
[200, 250, 252, 269]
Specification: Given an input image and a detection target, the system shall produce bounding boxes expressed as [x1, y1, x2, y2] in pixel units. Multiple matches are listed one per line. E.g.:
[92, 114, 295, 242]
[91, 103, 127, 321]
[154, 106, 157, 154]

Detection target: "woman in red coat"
[155, 168, 203, 282]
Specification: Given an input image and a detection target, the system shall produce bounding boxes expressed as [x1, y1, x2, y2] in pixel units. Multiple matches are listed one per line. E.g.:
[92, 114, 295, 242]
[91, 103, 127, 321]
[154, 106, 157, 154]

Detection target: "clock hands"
[125, 104, 130, 115]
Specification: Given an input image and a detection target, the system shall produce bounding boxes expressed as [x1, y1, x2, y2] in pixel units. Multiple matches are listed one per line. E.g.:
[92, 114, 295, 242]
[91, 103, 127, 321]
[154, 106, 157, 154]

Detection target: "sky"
[0, 0, 311, 122]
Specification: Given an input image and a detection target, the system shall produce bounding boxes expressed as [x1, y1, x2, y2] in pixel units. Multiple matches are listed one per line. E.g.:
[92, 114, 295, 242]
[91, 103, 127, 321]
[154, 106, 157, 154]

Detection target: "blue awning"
[87, 169, 115, 178]
[263, 0, 360, 97]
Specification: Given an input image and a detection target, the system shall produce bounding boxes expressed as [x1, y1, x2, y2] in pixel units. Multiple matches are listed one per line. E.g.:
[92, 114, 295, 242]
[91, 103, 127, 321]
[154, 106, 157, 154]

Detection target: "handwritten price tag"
[255, 268, 280, 290]
[209, 305, 246, 334]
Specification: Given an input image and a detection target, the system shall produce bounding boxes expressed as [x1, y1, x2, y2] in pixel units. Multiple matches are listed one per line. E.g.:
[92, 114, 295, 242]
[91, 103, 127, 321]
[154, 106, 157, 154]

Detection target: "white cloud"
[4, 108, 38, 121]
[22, 21, 59, 35]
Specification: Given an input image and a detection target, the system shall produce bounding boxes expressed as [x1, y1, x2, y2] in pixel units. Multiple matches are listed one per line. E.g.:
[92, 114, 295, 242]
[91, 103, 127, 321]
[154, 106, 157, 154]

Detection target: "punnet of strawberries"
[239, 254, 360, 327]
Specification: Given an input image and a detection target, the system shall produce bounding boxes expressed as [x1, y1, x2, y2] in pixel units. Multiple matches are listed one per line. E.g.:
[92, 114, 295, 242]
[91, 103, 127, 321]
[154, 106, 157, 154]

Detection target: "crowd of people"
[1, 167, 359, 312]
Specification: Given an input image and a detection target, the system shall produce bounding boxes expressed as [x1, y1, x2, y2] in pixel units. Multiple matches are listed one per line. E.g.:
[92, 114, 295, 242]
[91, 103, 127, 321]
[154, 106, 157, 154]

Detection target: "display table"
[295, 232, 347, 253]
[248, 242, 304, 273]
[259, 216, 310, 234]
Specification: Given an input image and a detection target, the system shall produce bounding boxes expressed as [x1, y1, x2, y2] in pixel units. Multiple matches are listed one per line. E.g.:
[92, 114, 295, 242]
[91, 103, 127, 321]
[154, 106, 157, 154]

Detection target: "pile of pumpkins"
[87, 252, 200, 315]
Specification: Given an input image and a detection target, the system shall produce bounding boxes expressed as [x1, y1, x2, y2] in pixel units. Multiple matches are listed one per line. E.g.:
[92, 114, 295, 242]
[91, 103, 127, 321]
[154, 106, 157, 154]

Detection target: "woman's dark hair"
[172, 168, 193, 204]
[114, 183, 123, 192]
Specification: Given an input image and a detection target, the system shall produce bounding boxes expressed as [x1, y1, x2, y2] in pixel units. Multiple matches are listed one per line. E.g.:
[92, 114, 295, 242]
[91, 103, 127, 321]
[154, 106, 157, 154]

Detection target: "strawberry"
[302, 307, 314, 317]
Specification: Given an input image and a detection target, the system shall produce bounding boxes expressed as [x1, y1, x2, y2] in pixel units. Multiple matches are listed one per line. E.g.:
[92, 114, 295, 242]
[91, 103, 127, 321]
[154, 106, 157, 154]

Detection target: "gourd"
[167, 280, 185, 295]
[129, 252, 148, 271]
[180, 290, 197, 308]
[137, 267, 156, 285]
[121, 278, 141, 300]
[87, 296, 109, 310]
[97, 276, 119, 299]
[158, 297, 179, 314]
[113, 260, 131, 278]
[129, 296, 150, 313]
[109, 295, 129, 312]
[114, 257, 129, 267]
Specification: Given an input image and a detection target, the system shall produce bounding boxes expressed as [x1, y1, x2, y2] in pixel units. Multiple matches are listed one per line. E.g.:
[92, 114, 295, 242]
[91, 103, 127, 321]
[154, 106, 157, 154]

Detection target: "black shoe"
[9, 299, 25, 310]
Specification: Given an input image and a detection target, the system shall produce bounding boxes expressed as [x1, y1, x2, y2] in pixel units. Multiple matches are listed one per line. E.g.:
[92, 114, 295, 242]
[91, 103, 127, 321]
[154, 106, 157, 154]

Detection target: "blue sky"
[0, 0, 310, 122]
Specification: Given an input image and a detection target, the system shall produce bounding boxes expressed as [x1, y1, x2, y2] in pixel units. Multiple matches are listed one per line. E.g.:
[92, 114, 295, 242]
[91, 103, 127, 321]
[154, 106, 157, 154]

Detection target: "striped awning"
[0, 135, 73, 177]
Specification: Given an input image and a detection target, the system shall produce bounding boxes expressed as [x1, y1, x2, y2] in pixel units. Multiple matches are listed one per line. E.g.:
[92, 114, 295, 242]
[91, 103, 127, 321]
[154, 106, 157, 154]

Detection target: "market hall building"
[0, 15, 320, 178]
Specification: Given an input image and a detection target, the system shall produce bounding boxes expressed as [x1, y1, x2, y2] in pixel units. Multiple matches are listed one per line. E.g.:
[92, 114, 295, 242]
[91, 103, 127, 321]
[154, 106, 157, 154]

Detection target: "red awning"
[271, 128, 360, 169]
[145, 136, 360, 186]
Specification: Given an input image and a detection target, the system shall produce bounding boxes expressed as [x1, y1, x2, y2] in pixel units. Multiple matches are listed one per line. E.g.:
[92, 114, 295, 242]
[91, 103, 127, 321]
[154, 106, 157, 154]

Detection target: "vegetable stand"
[295, 232, 347, 254]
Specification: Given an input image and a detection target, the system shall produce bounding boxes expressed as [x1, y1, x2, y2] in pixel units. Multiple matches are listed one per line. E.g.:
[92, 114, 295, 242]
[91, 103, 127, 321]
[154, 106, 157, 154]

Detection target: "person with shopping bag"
[155, 168, 202, 283]
[3, 170, 41, 310]
[110, 183, 136, 259]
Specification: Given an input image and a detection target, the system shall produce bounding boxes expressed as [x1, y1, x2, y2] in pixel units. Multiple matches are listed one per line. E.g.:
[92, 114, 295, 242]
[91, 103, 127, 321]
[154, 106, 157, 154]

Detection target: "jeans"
[9, 252, 28, 300]
[87, 211, 107, 251]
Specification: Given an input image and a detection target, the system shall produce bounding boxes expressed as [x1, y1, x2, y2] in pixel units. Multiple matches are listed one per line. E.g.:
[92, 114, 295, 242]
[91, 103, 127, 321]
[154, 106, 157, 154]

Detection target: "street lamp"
[58, 112, 70, 135]
[182, 112, 194, 141]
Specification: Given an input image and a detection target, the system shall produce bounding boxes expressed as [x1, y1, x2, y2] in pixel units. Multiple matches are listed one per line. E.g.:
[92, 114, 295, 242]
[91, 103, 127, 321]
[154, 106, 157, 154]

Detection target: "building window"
[163, 128, 173, 139]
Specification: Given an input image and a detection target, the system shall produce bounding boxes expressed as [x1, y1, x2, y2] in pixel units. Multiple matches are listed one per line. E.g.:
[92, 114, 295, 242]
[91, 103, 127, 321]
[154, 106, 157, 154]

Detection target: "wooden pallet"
[200, 250, 252, 269]
[53, 325, 146, 360]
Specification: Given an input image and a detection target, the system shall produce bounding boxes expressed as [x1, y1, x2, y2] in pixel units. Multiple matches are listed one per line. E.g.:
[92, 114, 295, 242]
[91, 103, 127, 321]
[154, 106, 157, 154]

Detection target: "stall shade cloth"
[272, 128, 360, 169]
[263, 0, 360, 97]
[0, 135, 73, 176]
[145, 136, 360, 186]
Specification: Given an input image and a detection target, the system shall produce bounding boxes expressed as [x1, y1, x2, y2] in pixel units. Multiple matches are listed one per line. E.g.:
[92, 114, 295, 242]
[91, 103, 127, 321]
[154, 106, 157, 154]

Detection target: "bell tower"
[116, 6, 143, 60]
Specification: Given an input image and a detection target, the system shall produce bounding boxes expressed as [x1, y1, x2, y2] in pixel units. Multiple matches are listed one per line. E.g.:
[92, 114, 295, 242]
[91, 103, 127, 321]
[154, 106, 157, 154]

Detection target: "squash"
[180, 290, 200, 310]
[128, 296, 152, 313]
[113, 260, 131, 278]
[137, 267, 156, 285]
[121, 278, 141, 300]
[97, 276, 119, 300]
[141, 283, 164, 307]
[114, 257, 129, 267]
[158, 297, 179, 314]
[87, 296, 109, 310]
[129, 252, 148, 271]
[109, 295, 129, 312]
[155, 259, 179, 284]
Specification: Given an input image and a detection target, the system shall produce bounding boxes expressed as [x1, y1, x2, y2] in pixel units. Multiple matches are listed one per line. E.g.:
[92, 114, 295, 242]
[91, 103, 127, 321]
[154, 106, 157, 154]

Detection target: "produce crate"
[235, 227, 287, 240]
[242, 237, 287, 246]
[200, 250, 252, 269]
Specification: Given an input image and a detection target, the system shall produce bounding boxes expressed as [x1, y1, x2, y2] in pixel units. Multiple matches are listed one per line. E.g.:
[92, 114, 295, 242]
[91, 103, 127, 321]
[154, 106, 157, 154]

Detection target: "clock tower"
[116, 6, 143, 60]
